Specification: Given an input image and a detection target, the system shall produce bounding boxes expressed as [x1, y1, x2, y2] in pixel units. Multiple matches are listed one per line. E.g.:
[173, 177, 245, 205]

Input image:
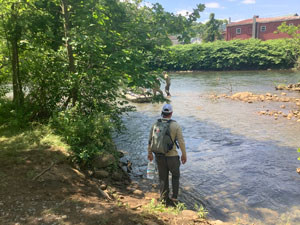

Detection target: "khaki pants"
[155, 154, 180, 201]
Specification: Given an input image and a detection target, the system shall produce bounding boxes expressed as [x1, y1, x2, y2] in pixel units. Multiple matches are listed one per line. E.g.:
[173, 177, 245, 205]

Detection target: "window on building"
[260, 26, 266, 32]
[236, 28, 241, 34]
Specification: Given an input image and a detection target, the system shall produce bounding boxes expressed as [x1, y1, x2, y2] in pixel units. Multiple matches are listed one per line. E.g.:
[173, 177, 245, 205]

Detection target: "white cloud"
[242, 0, 256, 4]
[205, 2, 221, 8]
[176, 9, 193, 17]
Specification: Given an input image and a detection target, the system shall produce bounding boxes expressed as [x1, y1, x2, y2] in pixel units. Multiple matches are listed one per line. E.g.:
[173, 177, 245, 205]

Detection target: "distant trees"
[202, 13, 227, 43]
[187, 13, 227, 43]
[276, 22, 300, 69]
[190, 22, 205, 42]
[148, 3, 205, 44]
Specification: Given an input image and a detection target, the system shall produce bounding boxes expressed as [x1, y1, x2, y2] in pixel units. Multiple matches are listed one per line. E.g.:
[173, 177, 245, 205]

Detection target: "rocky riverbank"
[275, 83, 300, 92]
[85, 152, 226, 225]
[211, 91, 300, 122]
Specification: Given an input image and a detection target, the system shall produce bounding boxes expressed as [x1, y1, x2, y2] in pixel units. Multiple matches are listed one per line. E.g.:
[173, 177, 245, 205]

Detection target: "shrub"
[0, 99, 33, 128]
[51, 106, 115, 165]
[156, 39, 296, 71]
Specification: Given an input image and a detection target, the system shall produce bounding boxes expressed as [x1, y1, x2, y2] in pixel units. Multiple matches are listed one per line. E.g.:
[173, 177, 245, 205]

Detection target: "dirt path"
[0, 146, 221, 225]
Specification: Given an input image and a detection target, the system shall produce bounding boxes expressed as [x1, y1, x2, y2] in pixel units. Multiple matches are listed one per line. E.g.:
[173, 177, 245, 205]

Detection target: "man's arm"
[148, 125, 154, 161]
[176, 125, 187, 164]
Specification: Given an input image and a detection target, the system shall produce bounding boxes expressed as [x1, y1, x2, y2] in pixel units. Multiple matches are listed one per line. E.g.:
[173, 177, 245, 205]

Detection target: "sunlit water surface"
[113, 71, 300, 225]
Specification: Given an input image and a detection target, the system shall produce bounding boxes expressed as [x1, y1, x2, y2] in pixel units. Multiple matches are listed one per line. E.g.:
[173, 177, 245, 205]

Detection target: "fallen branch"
[91, 178, 113, 200]
[97, 187, 112, 200]
[32, 162, 56, 181]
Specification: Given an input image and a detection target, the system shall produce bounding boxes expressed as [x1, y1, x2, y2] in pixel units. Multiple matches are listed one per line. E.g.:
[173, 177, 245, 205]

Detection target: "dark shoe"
[170, 198, 179, 204]
[166, 198, 178, 207]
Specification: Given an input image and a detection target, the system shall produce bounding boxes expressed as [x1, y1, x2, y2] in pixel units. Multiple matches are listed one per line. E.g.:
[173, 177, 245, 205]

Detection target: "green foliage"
[21, 48, 69, 119]
[145, 3, 205, 44]
[202, 13, 225, 42]
[174, 201, 187, 214]
[51, 106, 115, 164]
[194, 203, 209, 219]
[190, 21, 205, 39]
[143, 199, 186, 215]
[0, 41, 10, 98]
[276, 22, 300, 69]
[156, 38, 296, 71]
[0, 121, 69, 167]
[0, 99, 32, 128]
[0, 0, 206, 165]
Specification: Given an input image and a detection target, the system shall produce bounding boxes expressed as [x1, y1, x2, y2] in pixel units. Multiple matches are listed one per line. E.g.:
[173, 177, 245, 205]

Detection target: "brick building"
[226, 15, 300, 41]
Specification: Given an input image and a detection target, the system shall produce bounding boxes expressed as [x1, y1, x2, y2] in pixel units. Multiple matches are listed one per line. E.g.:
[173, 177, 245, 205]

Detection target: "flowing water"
[113, 71, 300, 225]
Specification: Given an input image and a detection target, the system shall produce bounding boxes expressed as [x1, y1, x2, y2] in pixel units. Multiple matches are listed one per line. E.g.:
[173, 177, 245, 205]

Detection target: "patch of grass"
[173, 201, 187, 214]
[143, 198, 186, 215]
[114, 195, 123, 207]
[194, 203, 209, 219]
[0, 123, 69, 166]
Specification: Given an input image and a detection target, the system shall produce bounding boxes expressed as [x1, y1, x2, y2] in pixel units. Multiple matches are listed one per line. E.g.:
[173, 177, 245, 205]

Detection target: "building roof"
[227, 15, 300, 27]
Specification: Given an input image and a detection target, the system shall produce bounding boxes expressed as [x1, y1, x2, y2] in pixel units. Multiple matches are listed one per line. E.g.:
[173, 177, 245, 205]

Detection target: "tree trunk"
[11, 3, 23, 108]
[61, 0, 77, 106]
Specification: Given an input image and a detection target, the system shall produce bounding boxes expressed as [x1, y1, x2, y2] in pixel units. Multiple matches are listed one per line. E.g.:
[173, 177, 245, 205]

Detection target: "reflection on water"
[113, 71, 300, 225]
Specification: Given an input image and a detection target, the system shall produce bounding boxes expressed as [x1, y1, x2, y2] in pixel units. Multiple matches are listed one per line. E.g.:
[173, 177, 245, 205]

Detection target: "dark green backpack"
[150, 119, 177, 154]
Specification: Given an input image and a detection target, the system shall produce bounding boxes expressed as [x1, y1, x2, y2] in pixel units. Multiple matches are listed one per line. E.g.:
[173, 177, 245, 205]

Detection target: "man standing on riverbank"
[163, 72, 171, 96]
[147, 104, 187, 205]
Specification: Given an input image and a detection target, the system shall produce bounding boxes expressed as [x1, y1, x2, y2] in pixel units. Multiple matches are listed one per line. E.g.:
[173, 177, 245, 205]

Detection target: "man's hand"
[181, 154, 187, 164]
[148, 152, 153, 161]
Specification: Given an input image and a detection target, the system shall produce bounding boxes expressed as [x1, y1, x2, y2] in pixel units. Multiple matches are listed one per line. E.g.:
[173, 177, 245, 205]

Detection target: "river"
[113, 70, 300, 225]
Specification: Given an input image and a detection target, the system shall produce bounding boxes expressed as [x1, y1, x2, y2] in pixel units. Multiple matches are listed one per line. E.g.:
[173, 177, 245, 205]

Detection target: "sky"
[142, 0, 300, 23]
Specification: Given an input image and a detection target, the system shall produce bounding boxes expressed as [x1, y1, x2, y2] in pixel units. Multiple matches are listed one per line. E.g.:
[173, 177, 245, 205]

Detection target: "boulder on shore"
[92, 153, 115, 169]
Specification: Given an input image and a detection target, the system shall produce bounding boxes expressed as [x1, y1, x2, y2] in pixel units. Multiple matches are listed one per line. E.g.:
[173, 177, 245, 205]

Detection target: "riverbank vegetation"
[0, 0, 204, 163]
[155, 38, 297, 71]
[0, 1, 214, 224]
[154, 21, 300, 72]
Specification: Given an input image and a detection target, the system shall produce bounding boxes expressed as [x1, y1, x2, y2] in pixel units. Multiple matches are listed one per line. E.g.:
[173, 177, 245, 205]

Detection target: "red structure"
[226, 15, 300, 41]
